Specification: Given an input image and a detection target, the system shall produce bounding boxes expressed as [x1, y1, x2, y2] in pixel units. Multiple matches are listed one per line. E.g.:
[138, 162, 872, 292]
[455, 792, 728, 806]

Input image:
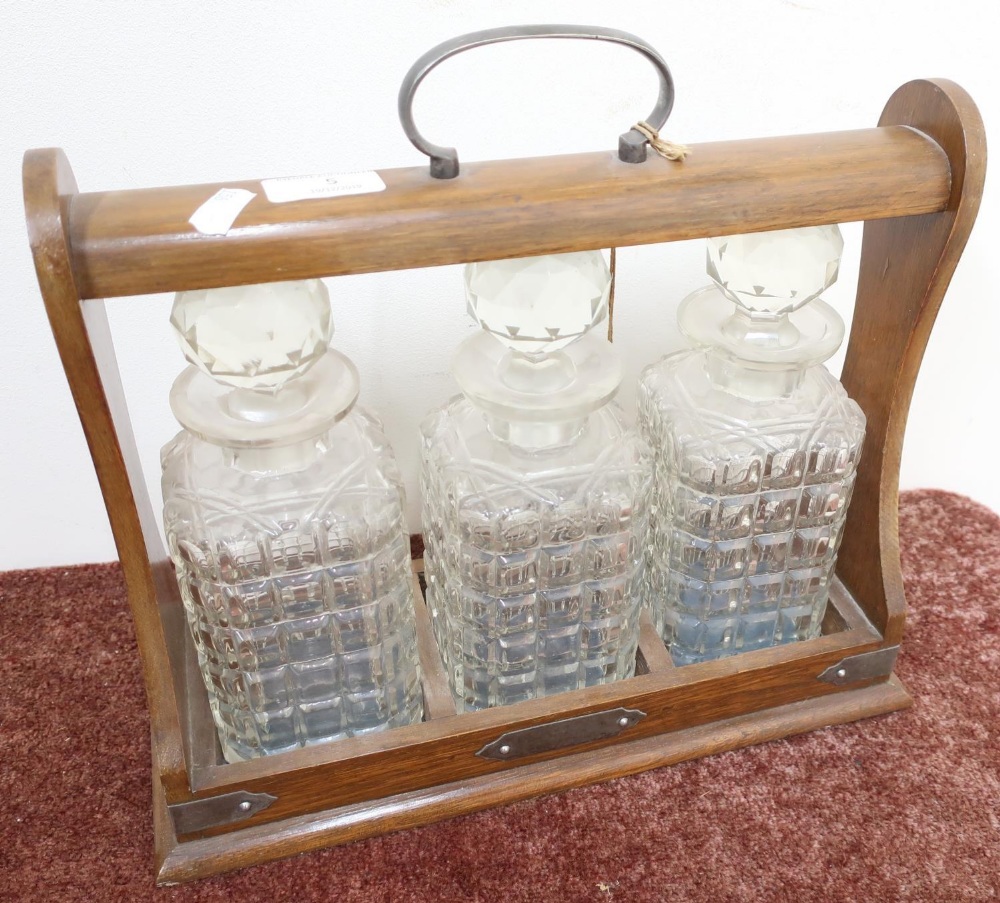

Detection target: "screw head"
[836, 668, 848, 679]
[498, 744, 511, 756]
[237, 800, 253, 812]
[618, 716, 630, 728]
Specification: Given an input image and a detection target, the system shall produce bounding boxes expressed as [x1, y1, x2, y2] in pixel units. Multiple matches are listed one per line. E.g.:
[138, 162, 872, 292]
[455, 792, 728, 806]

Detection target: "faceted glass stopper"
[171, 279, 332, 391]
[464, 251, 611, 354]
[707, 225, 844, 315]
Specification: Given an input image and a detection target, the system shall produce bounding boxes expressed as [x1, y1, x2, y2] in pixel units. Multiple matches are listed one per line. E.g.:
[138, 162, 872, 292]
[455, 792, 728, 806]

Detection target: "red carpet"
[2, 489, 999, 902]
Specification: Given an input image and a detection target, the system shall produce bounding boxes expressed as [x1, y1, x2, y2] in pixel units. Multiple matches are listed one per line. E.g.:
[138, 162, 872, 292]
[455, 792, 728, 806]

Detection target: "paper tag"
[260, 171, 386, 203]
[188, 188, 256, 236]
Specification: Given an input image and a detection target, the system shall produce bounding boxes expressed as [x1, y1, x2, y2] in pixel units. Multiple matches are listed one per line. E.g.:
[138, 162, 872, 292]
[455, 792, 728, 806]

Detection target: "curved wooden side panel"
[839, 80, 987, 644]
[22, 149, 189, 797]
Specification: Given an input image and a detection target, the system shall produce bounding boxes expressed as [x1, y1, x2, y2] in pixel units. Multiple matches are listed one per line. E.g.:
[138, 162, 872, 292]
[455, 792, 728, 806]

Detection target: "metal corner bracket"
[818, 646, 900, 686]
[169, 789, 277, 835]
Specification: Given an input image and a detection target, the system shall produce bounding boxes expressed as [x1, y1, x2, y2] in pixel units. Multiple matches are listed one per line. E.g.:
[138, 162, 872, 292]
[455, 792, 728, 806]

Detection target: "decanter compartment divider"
[409, 566, 460, 721]
[635, 610, 675, 674]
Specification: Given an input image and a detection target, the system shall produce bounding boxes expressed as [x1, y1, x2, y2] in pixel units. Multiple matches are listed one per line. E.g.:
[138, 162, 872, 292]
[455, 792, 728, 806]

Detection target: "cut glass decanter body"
[639, 227, 865, 665]
[421, 252, 651, 711]
[161, 280, 422, 762]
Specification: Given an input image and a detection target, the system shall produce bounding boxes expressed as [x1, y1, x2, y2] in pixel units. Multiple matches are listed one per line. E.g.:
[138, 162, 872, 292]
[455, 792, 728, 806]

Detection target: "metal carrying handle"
[398, 24, 676, 179]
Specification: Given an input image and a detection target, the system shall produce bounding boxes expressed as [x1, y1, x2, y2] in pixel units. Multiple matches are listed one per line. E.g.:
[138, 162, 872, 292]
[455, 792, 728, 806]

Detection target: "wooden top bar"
[65, 125, 950, 300]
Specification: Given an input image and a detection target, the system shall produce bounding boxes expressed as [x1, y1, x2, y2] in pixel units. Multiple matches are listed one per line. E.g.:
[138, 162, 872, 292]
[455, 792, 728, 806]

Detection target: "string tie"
[632, 120, 690, 161]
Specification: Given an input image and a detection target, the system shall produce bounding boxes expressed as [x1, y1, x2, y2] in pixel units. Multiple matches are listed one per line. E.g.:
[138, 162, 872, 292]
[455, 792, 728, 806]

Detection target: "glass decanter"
[161, 279, 422, 762]
[638, 226, 865, 665]
[421, 251, 652, 711]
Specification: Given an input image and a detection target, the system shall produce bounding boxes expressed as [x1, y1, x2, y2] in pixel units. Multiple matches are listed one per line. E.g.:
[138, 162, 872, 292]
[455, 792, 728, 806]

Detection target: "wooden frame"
[23, 78, 984, 884]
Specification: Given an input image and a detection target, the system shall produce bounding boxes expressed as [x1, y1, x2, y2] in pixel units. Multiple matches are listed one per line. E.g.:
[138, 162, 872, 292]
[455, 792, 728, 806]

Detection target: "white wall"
[2, 0, 996, 570]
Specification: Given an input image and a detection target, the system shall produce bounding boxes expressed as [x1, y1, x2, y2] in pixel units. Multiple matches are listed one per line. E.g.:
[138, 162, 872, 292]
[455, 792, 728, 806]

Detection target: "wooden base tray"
[149, 565, 910, 883]
[155, 671, 910, 883]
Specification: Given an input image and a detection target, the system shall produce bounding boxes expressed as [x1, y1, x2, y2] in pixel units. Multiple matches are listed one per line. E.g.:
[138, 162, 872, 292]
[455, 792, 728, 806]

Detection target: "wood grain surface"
[155, 675, 911, 883]
[23, 151, 190, 799]
[838, 79, 986, 644]
[66, 127, 949, 299]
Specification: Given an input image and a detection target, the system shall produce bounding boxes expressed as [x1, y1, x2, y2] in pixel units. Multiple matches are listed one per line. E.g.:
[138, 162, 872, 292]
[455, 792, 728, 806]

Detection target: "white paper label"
[188, 188, 256, 236]
[260, 171, 386, 203]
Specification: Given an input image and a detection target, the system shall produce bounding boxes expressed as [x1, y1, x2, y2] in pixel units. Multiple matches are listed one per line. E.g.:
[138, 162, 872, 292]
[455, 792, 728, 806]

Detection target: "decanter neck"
[452, 331, 622, 436]
[705, 350, 806, 399]
[706, 307, 807, 398]
[223, 435, 327, 474]
[485, 414, 586, 450]
[720, 308, 802, 353]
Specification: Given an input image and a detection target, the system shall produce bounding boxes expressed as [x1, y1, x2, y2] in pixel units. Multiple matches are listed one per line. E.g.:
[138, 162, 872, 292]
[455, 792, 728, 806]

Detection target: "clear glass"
[162, 408, 422, 762]
[707, 225, 843, 316]
[423, 250, 651, 709]
[639, 351, 864, 664]
[465, 251, 610, 353]
[421, 397, 651, 710]
[162, 279, 421, 761]
[639, 226, 865, 665]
